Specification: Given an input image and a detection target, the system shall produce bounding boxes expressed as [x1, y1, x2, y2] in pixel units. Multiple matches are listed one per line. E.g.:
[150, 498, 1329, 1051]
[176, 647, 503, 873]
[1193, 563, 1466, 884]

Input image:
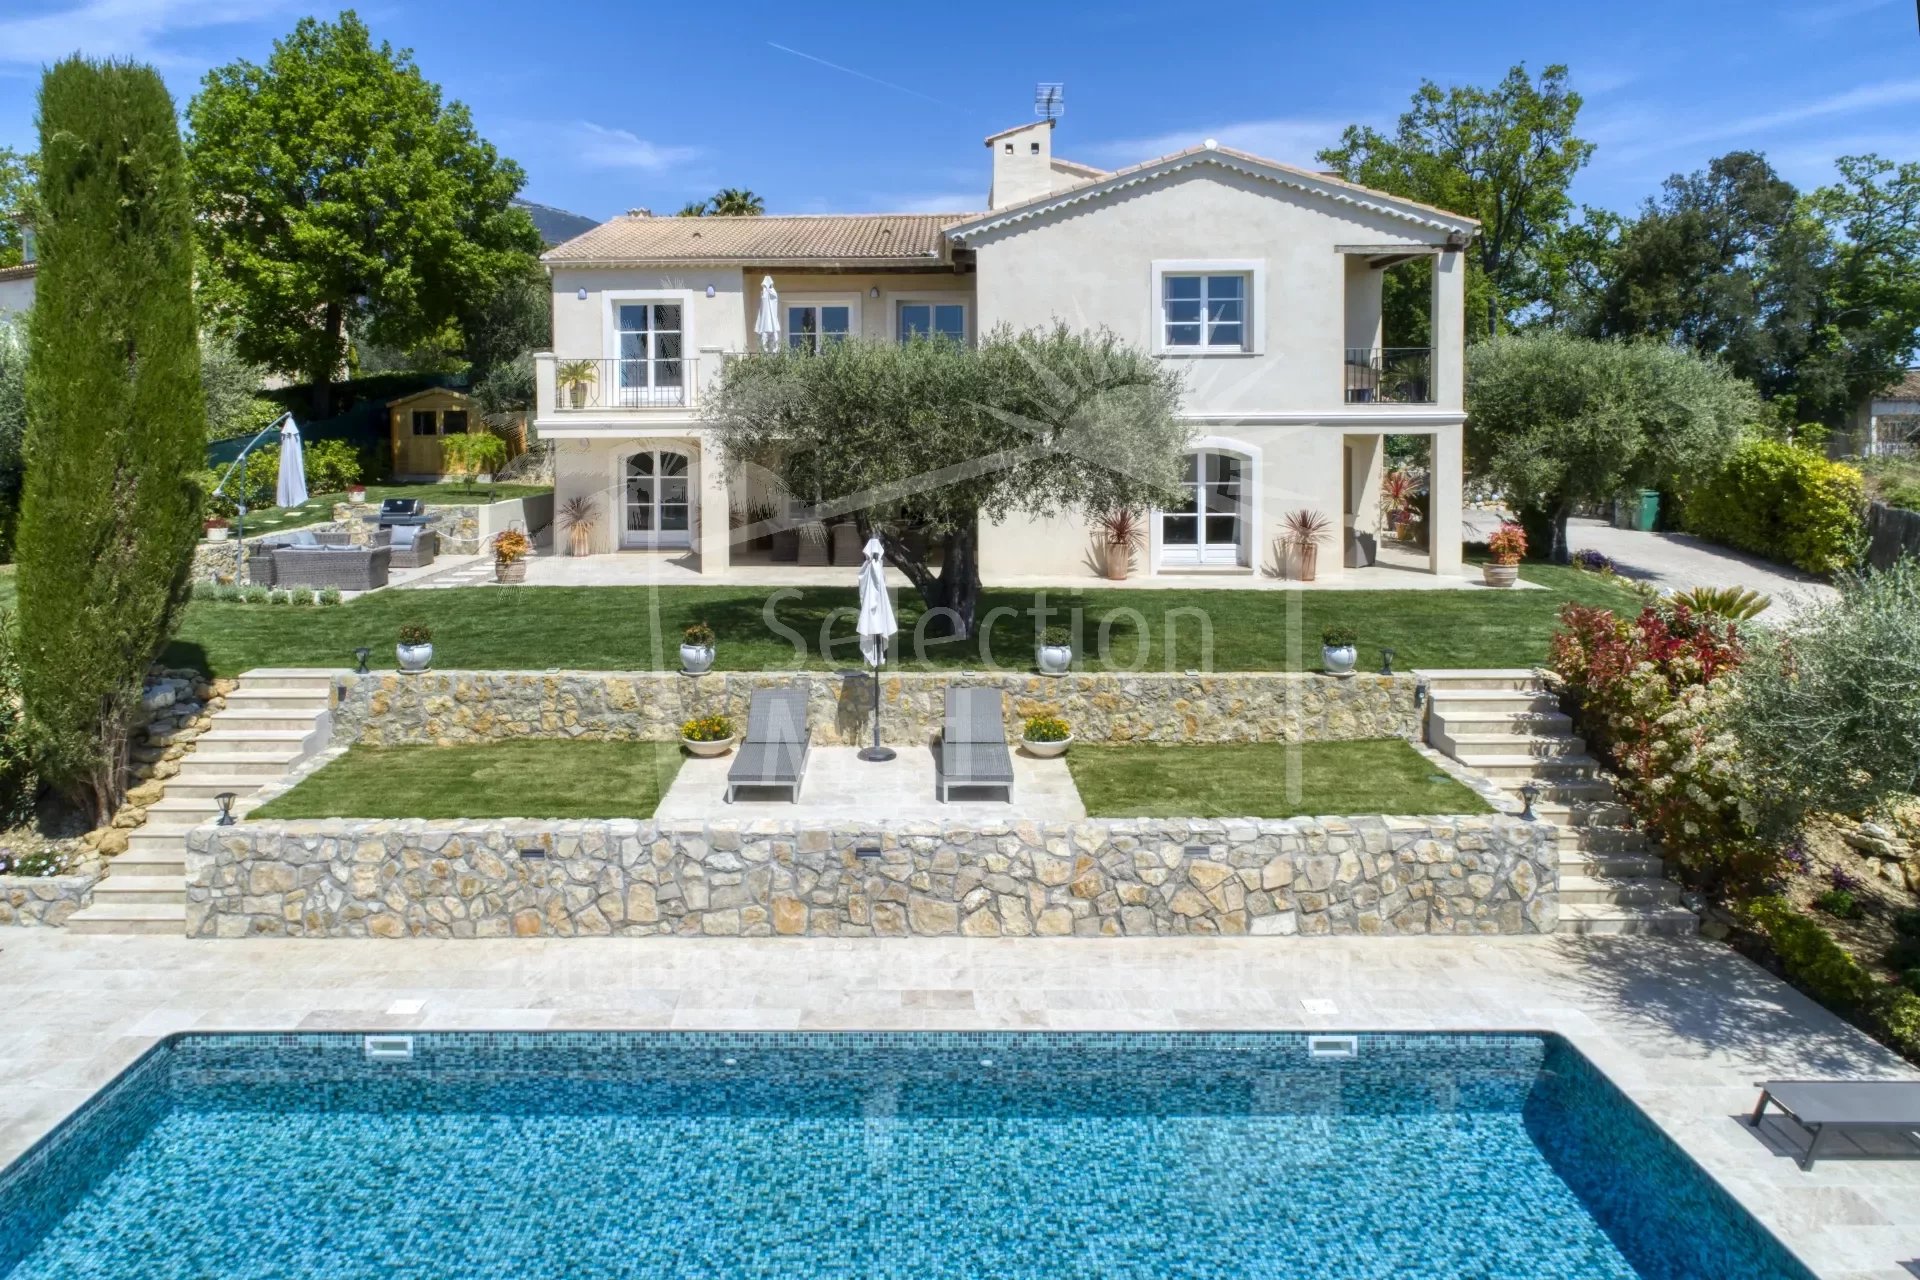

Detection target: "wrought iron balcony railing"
[1345, 348, 1434, 405]
[552, 356, 698, 410]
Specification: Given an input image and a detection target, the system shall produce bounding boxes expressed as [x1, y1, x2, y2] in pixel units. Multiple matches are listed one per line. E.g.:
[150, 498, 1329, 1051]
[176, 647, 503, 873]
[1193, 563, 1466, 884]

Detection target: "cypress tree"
[17, 59, 204, 823]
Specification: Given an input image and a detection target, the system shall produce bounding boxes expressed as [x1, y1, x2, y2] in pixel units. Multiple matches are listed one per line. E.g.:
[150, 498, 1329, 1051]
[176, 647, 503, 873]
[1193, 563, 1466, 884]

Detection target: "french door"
[624, 449, 691, 548]
[614, 303, 685, 406]
[1159, 450, 1245, 567]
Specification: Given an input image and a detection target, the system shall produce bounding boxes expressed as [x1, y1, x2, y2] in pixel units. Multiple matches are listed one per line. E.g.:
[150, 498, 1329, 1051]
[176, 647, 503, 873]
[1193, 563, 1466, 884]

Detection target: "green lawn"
[230, 482, 554, 537]
[0, 565, 14, 615]
[162, 563, 1641, 677]
[249, 740, 684, 820]
[1066, 740, 1494, 818]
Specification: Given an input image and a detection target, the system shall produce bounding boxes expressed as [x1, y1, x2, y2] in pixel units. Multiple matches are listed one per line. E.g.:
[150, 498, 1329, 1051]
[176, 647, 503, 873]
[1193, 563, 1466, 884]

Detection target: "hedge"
[1682, 437, 1864, 574]
[1744, 895, 1920, 1060]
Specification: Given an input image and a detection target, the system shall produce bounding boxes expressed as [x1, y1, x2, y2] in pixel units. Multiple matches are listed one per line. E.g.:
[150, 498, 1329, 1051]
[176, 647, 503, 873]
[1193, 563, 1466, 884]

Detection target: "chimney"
[626, 207, 652, 218]
[986, 120, 1055, 210]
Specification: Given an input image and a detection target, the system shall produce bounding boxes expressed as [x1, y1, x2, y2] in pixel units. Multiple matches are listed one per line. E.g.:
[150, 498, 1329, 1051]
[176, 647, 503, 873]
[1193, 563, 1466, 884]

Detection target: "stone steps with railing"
[1420, 669, 1697, 937]
[67, 670, 336, 935]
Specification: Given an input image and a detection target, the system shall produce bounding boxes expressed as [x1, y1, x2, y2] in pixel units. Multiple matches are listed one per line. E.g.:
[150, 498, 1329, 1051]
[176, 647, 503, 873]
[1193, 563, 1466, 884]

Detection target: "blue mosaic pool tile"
[0, 1031, 1817, 1279]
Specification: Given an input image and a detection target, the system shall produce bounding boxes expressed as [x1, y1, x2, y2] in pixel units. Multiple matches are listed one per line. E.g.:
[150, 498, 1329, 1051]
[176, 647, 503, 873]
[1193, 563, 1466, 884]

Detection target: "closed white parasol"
[856, 534, 897, 761]
[754, 275, 781, 353]
[275, 416, 308, 508]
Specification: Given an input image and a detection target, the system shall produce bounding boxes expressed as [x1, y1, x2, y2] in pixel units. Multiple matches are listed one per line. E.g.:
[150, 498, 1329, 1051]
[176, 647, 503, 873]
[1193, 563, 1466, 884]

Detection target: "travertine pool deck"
[654, 743, 1087, 822]
[0, 931, 1915, 1279]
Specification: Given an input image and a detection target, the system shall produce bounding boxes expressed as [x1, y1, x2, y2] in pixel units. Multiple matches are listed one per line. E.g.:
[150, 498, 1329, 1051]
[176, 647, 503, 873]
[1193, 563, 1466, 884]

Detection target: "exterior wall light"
[705, 284, 716, 298]
[868, 286, 879, 298]
[353, 646, 371, 674]
[215, 792, 238, 826]
[576, 287, 587, 300]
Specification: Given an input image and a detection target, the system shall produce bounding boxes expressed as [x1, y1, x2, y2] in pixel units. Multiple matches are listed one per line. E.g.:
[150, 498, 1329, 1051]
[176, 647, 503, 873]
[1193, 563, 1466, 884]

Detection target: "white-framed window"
[1159, 449, 1248, 566]
[1151, 260, 1265, 355]
[600, 289, 695, 408]
[787, 299, 855, 354]
[897, 300, 968, 344]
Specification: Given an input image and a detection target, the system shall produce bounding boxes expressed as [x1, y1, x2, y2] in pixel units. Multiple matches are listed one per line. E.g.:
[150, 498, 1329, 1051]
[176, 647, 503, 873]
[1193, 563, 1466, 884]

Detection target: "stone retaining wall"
[330, 670, 1420, 748]
[0, 871, 98, 926]
[186, 814, 1555, 939]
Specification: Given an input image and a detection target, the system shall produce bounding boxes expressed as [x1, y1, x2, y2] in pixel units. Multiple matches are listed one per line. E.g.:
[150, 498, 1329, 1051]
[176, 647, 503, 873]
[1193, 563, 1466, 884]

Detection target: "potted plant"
[1282, 509, 1332, 581]
[1321, 623, 1359, 677]
[1095, 508, 1145, 581]
[1380, 469, 1418, 541]
[1020, 713, 1073, 758]
[1484, 522, 1528, 587]
[492, 526, 532, 583]
[396, 622, 433, 673]
[680, 622, 716, 675]
[559, 495, 600, 558]
[1036, 624, 1073, 676]
[679, 713, 736, 757]
[557, 359, 598, 410]
[204, 516, 230, 542]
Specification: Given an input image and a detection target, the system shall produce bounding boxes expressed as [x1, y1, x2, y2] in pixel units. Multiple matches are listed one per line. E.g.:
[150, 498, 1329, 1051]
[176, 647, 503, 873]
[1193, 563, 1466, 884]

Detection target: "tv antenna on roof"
[1035, 83, 1064, 121]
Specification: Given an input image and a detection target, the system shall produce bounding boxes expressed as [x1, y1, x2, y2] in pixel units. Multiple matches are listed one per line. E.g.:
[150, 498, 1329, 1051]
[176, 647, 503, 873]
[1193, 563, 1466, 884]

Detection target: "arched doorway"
[1159, 448, 1249, 568]
[623, 449, 691, 548]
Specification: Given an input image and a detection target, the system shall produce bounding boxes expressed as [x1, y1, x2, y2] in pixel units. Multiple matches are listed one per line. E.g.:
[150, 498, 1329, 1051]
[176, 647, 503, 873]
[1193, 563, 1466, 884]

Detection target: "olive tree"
[1728, 558, 1920, 838]
[1466, 331, 1755, 561]
[703, 325, 1190, 637]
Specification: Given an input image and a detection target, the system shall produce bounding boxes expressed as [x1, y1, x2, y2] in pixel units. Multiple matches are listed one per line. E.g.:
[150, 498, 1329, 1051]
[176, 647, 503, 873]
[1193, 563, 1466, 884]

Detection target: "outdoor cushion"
[287, 530, 320, 547]
[390, 525, 420, 547]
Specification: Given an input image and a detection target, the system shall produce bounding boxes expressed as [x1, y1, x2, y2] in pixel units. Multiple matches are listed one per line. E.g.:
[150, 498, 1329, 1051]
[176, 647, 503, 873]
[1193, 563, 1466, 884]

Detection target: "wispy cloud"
[567, 122, 699, 172]
[1083, 117, 1356, 167]
[766, 42, 955, 108]
[1784, 0, 1901, 26]
[1610, 77, 1920, 161]
[858, 190, 983, 214]
[0, 0, 275, 67]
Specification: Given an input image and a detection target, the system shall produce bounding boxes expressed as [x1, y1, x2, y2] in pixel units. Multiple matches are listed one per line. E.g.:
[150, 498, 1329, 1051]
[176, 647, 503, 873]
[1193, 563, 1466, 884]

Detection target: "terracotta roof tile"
[1880, 368, 1920, 402]
[542, 214, 977, 265]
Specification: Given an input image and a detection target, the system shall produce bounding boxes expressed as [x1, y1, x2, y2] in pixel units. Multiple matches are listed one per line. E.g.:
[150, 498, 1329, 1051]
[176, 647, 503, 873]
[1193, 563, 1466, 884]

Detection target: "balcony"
[536, 354, 705, 418]
[1345, 348, 1433, 405]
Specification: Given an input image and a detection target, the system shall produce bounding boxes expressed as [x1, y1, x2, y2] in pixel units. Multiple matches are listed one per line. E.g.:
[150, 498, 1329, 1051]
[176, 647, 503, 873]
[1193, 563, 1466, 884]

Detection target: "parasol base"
[857, 746, 897, 762]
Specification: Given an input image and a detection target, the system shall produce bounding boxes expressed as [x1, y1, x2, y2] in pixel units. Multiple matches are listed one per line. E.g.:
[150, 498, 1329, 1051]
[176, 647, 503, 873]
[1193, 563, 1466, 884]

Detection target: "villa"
[534, 119, 1475, 581]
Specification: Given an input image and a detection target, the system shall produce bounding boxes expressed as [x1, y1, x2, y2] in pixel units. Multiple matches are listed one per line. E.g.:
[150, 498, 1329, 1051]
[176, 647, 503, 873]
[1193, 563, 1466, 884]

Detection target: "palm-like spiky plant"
[1671, 585, 1771, 622]
[708, 188, 765, 216]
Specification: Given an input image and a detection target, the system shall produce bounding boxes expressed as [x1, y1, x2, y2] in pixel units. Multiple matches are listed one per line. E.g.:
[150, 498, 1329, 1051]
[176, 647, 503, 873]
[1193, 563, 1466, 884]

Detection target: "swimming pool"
[0, 1031, 1813, 1279]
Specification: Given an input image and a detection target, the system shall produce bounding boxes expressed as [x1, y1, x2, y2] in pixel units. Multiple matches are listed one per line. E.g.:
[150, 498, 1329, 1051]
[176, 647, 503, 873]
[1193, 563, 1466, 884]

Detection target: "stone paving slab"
[0, 931, 1914, 1278]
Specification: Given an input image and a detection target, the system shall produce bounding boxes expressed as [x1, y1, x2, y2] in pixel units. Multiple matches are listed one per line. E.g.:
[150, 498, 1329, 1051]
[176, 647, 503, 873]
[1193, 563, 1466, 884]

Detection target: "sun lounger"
[725, 688, 811, 803]
[1750, 1080, 1920, 1169]
[938, 686, 1013, 803]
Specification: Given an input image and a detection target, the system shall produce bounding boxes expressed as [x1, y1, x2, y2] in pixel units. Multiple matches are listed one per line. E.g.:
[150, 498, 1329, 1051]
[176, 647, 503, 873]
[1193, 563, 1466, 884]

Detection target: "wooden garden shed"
[386, 388, 527, 481]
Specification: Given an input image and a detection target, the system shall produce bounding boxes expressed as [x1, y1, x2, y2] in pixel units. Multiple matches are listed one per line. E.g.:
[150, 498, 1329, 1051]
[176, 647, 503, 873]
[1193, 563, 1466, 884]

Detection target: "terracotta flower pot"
[1483, 563, 1519, 588]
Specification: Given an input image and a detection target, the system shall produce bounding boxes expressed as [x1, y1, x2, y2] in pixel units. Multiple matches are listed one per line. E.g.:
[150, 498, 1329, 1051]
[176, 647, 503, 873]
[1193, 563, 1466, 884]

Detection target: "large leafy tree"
[19, 58, 205, 822]
[1466, 332, 1755, 562]
[186, 11, 540, 414]
[705, 327, 1189, 637]
[1795, 155, 1920, 428]
[1575, 151, 1920, 430]
[0, 148, 32, 267]
[1319, 64, 1593, 338]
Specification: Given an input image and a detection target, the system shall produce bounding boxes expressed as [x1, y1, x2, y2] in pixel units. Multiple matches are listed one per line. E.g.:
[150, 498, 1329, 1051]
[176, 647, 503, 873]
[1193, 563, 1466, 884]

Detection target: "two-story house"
[533, 119, 1475, 581]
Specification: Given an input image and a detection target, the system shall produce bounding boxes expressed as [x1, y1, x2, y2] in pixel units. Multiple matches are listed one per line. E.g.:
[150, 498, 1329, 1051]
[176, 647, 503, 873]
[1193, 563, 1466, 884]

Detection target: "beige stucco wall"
[551, 434, 727, 563]
[0, 273, 32, 316]
[967, 166, 1464, 416]
[764, 271, 974, 344]
[548, 265, 746, 367]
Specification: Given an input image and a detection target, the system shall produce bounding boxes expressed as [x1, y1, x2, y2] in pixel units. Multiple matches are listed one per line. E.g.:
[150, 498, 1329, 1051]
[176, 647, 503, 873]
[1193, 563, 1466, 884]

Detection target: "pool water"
[0, 1032, 1813, 1280]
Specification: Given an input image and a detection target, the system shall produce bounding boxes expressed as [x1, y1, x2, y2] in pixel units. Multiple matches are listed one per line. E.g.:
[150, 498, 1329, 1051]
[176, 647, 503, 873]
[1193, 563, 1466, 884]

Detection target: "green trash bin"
[1632, 488, 1661, 532]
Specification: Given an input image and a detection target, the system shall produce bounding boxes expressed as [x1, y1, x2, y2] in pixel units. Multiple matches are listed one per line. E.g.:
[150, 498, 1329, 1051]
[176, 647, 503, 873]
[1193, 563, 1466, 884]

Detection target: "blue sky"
[0, 0, 1914, 223]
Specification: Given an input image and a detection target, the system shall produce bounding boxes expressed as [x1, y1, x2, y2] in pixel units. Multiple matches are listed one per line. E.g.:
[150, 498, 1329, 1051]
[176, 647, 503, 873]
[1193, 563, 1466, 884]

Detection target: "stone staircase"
[67, 670, 334, 935]
[1422, 669, 1697, 937]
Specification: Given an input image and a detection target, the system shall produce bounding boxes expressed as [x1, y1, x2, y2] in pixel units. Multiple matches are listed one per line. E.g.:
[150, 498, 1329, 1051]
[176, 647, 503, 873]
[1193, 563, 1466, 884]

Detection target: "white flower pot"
[680, 735, 735, 758]
[1322, 644, 1358, 677]
[1483, 564, 1519, 588]
[205, 527, 229, 542]
[1021, 734, 1072, 758]
[1037, 643, 1073, 676]
[680, 643, 715, 675]
[396, 642, 433, 673]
